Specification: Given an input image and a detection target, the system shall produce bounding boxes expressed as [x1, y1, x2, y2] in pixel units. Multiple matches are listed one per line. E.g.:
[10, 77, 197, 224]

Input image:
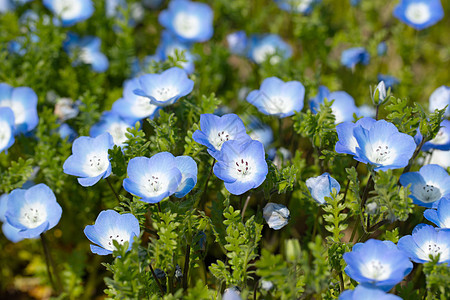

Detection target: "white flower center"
[294, 0, 314, 12]
[331, 106, 345, 124]
[253, 44, 276, 64]
[405, 3, 430, 24]
[103, 229, 131, 251]
[366, 144, 395, 165]
[417, 184, 441, 203]
[210, 130, 231, 150]
[429, 128, 449, 145]
[154, 87, 178, 102]
[143, 173, 169, 196]
[108, 122, 130, 146]
[361, 260, 391, 281]
[173, 12, 201, 39]
[84, 153, 109, 177]
[419, 242, 448, 262]
[79, 48, 95, 64]
[53, 0, 83, 20]
[19, 202, 47, 229]
[0, 99, 26, 125]
[132, 96, 158, 116]
[234, 158, 253, 179]
[0, 120, 12, 150]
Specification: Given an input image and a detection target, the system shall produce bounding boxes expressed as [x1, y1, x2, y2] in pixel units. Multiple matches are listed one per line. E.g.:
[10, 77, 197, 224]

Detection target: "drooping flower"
[192, 113, 251, 159]
[174, 155, 198, 198]
[343, 239, 413, 291]
[274, 0, 319, 14]
[246, 77, 305, 118]
[398, 223, 450, 264]
[0, 83, 38, 133]
[5, 184, 62, 239]
[63, 34, 109, 73]
[134, 67, 194, 107]
[263, 203, 290, 230]
[43, 0, 94, 27]
[84, 210, 140, 255]
[158, 0, 213, 43]
[424, 196, 450, 230]
[227, 31, 248, 56]
[339, 285, 402, 300]
[0, 193, 24, 243]
[63, 133, 114, 187]
[393, 0, 444, 30]
[90, 111, 135, 147]
[335, 117, 377, 156]
[341, 47, 370, 69]
[0, 107, 15, 153]
[429, 86, 450, 117]
[399, 164, 450, 208]
[213, 140, 268, 195]
[305, 173, 341, 204]
[123, 152, 182, 203]
[247, 34, 292, 64]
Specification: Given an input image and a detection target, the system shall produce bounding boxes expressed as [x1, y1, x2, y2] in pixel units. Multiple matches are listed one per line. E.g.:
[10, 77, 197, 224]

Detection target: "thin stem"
[358, 219, 389, 242]
[40, 233, 61, 294]
[106, 177, 120, 202]
[199, 159, 216, 209]
[149, 263, 165, 295]
[157, 202, 162, 213]
[342, 161, 359, 203]
[360, 173, 373, 210]
[338, 272, 345, 293]
[182, 244, 191, 290]
[402, 137, 426, 175]
[349, 217, 359, 242]
[241, 194, 252, 221]
[375, 105, 380, 120]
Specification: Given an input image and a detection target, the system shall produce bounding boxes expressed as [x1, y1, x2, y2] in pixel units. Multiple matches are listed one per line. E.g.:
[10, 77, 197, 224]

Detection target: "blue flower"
[90, 111, 135, 147]
[399, 164, 450, 208]
[227, 31, 248, 56]
[156, 31, 195, 74]
[424, 195, 450, 230]
[377, 42, 387, 56]
[339, 285, 402, 300]
[419, 119, 450, 152]
[63, 133, 114, 187]
[246, 77, 305, 118]
[393, 0, 444, 30]
[263, 203, 290, 230]
[341, 47, 370, 69]
[377, 75, 399, 89]
[0, 107, 15, 153]
[174, 155, 198, 198]
[5, 184, 62, 239]
[159, 0, 213, 43]
[58, 123, 77, 142]
[429, 85, 450, 117]
[213, 140, 268, 195]
[274, 0, 319, 14]
[358, 105, 376, 118]
[428, 150, 450, 169]
[0, 193, 24, 243]
[335, 117, 377, 156]
[343, 239, 413, 291]
[0, 0, 14, 12]
[309, 86, 360, 123]
[305, 172, 340, 204]
[192, 113, 251, 159]
[84, 210, 140, 255]
[247, 34, 292, 64]
[352, 120, 416, 171]
[247, 117, 273, 149]
[134, 67, 194, 107]
[112, 78, 160, 122]
[64, 34, 109, 73]
[123, 152, 182, 203]
[349, 0, 361, 6]
[43, 0, 94, 27]
[0, 83, 38, 133]
[398, 223, 450, 264]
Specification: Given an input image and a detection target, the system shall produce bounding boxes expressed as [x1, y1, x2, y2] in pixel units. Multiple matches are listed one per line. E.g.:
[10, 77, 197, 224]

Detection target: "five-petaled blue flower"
[246, 77, 305, 118]
[343, 239, 413, 291]
[393, 0, 444, 31]
[90, 111, 135, 147]
[84, 210, 140, 255]
[424, 195, 450, 230]
[0, 107, 15, 153]
[339, 285, 402, 300]
[263, 203, 290, 230]
[63, 33, 109, 73]
[247, 34, 292, 65]
[306, 173, 341, 204]
[43, 0, 94, 27]
[429, 86, 450, 117]
[341, 47, 370, 69]
[335, 117, 377, 156]
[63, 133, 114, 187]
[5, 184, 62, 239]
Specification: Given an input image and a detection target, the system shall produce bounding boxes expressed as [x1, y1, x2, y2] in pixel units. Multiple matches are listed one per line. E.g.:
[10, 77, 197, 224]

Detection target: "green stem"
[198, 159, 216, 209]
[40, 233, 61, 294]
[241, 194, 251, 221]
[106, 177, 120, 202]
[182, 244, 191, 290]
[149, 263, 165, 295]
[342, 161, 359, 203]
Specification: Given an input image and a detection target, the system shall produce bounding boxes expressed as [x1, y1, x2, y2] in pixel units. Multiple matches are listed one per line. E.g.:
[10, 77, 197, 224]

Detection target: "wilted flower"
[341, 47, 370, 69]
[424, 196, 450, 230]
[393, 0, 444, 30]
[263, 203, 290, 230]
[429, 85, 450, 117]
[305, 172, 340, 204]
[43, 0, 94, 27]
[339, 285, 402, 300]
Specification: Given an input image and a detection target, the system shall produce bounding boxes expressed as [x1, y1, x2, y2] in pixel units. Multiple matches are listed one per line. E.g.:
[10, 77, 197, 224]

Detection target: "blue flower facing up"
[213, 140, 268, 195]
[398, 223, 450, 264]
[227, 31, 248, 56]
[0, 107, 15, 153]
[305, 173, 340, 204]
[192, 113, 251, 159]
[64, 34, 109, 73]
[63, 133, 114, 187]
[90, 111, 135, 147]
[84, 210, 140, 255]
[43, 0, 94, 27]
[341, 47, 370, 69]
[399, 164, 450, 208]
[343, 239, 413, 291]
[429, 85, 450, 117]
[339, 285, 402, 300]
[246, 77, 305, 118]
[393, 0, 444, 30]
[159, 0, 213, 43]
[335, 117, 377, 156]
[424, 195, 450, 230]
[0, 193, 24, 243]
[263, 203, 290, 230]
[274, 0, 319, 14]
[247, 34, 292, 65]
[5, 184, 62, 239]
[0, 83, 38, 133]
[134, 67, 194, 107]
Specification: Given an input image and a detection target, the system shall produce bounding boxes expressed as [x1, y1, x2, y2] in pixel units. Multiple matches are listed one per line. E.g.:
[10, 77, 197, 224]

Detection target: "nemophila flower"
[0, 107, 15, 153]
[223, 287, 241, 300]
[213, 140, 268, 195]
[64, 34, 109, 73]
[377, 74, 399, 89]
[341, 47, 370, 69]
[0, 83, 38, 133]
[349, 0, 361, 6]
[192, 113, 251, 159]
[429, 86, 450, 117]
[227, 31, 248, 56]
[63, 133, 114, 187]
[358, 105, 376, 118]
[5, 184, 62, 239]
[247, 117, 273, 149]
[156, 31, 195, 74]
[159, 0, 213, 43]
[274, 0, 319, 14]
[54, 98, 79, 122]
[90, 111, 135, 147]
[335, 117, 377, 155]
[0, 193, 24, 243]
[134, 67, 194, 107]
[174, 155, 198, 198]
[263, 203, 290, 230]
[429, 149, 450, 168]
[246, 77, 305, 118]
[424, 196, 450, 230]
[306, 173, 341, 204]
[377, 42, 387, 56]
[339, 285, 402, 300]
[84, 210, 140, 255]
[393, 0, 444, 30]
[418, 119, 450, 152]
[343, 239, 413, 291]
[43, 0, 94, 27]
[398, 223, 450, 264]
[309, 86, 360, 124]
[351, 119, 416, 171]
[399, 164, 450, 208]
[247, 34, 292, 65]
[123, 152, 182, 203]
[58, 123, 77, 142]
